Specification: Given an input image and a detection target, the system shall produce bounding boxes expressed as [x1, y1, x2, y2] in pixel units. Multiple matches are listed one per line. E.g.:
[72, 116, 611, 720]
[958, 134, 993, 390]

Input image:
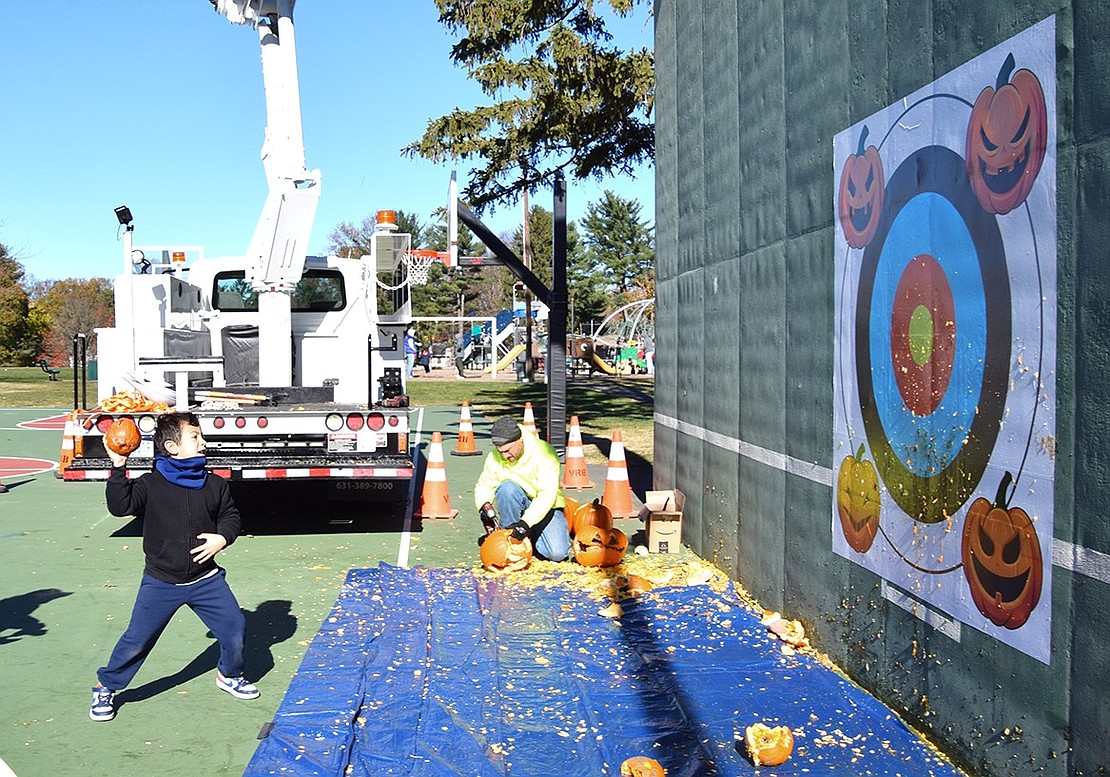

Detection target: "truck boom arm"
[211, 0, 321, 386]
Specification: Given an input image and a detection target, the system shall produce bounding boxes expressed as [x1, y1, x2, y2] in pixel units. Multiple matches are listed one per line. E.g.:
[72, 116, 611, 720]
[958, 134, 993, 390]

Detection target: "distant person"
[418, 347, 431, 374]
[404, 328, 419, 378]
[474, 417, 571, 561]
[89, 412, 258, 722]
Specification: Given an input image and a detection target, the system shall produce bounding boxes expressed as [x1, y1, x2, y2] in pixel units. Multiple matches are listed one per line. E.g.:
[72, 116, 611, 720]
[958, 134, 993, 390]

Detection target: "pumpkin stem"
[855, 443, 866, 460]
[856, 126, 870, 156]
[993, 471, 1014, 509]
[996, 52, 1016, 90]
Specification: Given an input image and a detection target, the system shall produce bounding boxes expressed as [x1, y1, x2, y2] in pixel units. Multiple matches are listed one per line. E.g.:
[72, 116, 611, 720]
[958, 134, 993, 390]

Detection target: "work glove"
[508, 520, 530, 541]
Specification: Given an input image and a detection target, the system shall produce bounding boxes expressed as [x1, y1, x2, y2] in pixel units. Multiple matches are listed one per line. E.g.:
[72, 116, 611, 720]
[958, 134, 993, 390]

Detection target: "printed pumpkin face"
[961, 472, 1042, 629]
[574, 524, 628, 568]
[479, 529, 533, 574]
[838, 125, 885, 248]
[966, 52, 1047, 214]
[836, 445, 881, 553]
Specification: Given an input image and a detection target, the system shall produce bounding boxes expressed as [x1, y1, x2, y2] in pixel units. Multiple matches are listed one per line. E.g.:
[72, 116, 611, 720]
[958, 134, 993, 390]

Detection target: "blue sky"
[1, 2, 654, 282]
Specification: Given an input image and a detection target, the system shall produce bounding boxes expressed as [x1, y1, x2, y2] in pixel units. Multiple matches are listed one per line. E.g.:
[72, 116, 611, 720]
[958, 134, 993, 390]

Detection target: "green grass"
[0, 367, 654, 464]
[406, 378, 654, 465]
[0, 366, 92, 408]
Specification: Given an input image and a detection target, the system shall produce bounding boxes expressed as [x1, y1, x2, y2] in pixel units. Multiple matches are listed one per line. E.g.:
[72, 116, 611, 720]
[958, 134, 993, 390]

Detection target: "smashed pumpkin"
[620, 756, 666, 777]
[744, 722, 794, 767]
[479, 529, 533, 574]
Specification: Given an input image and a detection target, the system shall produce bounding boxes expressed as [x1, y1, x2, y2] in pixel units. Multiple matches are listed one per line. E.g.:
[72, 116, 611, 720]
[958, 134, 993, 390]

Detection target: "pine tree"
[405, 0, 654, 210]
[581, 190, 653, 297]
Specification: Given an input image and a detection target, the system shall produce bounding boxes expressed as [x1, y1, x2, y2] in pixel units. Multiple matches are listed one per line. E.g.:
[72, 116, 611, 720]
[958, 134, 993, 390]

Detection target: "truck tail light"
[213, 417, 226, 429]
[346, 413, 364, 431]
[235, 417, 247, 428]
[366, 413, 385, 431]
[388, 415, 399, 427]
[256, 416, 268, 428]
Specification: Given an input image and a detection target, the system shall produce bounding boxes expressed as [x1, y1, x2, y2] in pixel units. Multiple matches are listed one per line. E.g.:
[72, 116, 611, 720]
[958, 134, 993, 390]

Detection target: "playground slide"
[590, 353, 619, 374]
[489, 343, 527, 372]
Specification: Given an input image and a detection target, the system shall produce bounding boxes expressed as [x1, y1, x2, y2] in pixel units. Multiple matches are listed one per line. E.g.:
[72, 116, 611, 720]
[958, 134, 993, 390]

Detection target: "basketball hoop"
[404, 252, 436, 285]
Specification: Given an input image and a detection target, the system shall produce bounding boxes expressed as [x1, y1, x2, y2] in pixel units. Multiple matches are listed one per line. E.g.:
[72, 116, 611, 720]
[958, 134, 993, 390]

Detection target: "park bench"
[38, 358, 61, 381]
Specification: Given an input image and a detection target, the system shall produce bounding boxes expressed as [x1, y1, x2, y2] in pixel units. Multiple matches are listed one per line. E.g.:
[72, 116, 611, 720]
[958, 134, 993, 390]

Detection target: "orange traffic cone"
[600, 430, 636, 518]
[415, 432, 458, 520]
[451, 401, 481, 456]
[522, 402, 538, 436]
[56, 411, 78, 478]
[561, 415, 595, 489]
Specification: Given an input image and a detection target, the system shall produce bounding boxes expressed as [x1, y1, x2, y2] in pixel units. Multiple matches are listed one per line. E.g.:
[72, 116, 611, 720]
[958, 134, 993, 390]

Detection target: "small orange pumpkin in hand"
[744, 722, 794, 767]
[479, 529, 533, 574]
[104, 417, 142, 456]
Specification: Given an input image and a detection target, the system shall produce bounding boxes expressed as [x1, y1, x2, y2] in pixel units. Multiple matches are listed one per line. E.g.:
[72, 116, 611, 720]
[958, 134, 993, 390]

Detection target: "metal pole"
[547, 173, 568, 455]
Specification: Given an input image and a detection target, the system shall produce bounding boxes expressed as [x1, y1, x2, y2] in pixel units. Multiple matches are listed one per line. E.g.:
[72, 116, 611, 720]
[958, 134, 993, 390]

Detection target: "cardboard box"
[641, 489, 684, 553]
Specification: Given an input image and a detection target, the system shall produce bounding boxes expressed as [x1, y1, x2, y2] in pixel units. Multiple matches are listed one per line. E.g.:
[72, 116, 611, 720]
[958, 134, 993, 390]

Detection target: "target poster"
[832, 17, 1056, 663]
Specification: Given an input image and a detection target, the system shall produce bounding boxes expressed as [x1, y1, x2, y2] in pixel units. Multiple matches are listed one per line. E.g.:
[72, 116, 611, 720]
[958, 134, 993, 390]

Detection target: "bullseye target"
[856, 146, 1011, 524]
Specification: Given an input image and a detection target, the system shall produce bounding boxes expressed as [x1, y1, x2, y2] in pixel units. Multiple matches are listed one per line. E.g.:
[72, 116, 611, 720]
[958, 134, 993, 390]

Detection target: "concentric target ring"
[856, 145, 1011, 523]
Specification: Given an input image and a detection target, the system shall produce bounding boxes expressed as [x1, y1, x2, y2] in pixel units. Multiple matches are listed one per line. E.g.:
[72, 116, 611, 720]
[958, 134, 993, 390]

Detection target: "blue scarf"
[155, 455, 208, 489]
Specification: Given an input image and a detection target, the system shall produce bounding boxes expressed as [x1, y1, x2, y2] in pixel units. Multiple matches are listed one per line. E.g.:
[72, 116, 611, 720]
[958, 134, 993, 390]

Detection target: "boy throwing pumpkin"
[89, 412, 258, 721]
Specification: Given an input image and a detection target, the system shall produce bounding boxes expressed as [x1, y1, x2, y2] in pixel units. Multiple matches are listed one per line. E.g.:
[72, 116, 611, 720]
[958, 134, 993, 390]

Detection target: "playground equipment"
[570, 298, 655, 375]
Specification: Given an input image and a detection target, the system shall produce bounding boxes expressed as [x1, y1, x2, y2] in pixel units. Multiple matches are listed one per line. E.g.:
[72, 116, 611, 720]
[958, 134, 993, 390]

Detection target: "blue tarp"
[245, 565, 963, 776]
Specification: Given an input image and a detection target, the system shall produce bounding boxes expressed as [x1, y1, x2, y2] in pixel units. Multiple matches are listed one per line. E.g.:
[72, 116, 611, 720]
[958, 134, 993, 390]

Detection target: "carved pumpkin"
[961, 471, 1042, 629]
[836, 445, 881, 553]
[744, 723, 794, 767]
[620, 756, 666, 777]
[837, 125, 885, 248]
[966, 52, 1047, 214]
[573, 524, 627, 568]
[104, 417, 142, 456]
[563, 496, 580, 533]
[479, 529, 533, 574]
[573, 498, 613, 538]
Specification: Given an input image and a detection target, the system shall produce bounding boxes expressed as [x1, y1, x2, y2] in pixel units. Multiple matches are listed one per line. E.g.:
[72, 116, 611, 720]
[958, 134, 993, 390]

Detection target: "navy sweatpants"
[97, 568, 246, 690]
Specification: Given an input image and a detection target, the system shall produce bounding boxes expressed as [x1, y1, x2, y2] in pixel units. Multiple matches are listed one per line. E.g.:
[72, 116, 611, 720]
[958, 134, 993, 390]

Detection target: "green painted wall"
[653, 1, 1108, 775]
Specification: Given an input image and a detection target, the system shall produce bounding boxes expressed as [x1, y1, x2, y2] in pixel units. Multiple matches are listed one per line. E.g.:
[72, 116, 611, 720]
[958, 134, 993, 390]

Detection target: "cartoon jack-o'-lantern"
[966, 52, 1047, 214]
[960, 471, 1042, 629]
[836, 445, 881, 553]
[574, 524, 628, 568]
[837, 125, 885, 248]
[479, 529, 533, 574]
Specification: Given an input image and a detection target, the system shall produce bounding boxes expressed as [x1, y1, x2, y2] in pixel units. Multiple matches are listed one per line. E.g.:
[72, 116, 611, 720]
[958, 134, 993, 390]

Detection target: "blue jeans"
[97, 569, 247, 690]
[493, 481, 571, 561]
